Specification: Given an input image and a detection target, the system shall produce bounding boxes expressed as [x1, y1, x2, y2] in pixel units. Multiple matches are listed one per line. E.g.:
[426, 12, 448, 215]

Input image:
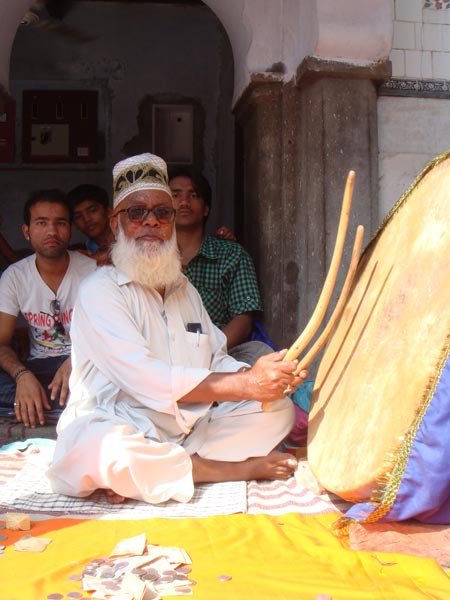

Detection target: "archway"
[0, 0, 236, 248]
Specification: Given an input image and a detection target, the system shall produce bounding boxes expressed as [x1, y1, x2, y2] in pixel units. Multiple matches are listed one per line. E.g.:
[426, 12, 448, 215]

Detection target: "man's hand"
[0, 312, 53, 427]
[14, 372, 51, 427]
[246, 349, 307, 404]
[48, 357, 71, 407]
[214, 226, 236, 241]
[179, 349, 307, 405]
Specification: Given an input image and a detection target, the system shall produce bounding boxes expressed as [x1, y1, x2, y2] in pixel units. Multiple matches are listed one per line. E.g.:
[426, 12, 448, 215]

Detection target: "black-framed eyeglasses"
[116, 205, 176, 224]
[49, 299, 65, 336]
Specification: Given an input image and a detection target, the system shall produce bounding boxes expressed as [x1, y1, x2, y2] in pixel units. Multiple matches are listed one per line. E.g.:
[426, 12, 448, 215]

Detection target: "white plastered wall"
[206, 0, 393, 103]
[378, 96, 450, 216]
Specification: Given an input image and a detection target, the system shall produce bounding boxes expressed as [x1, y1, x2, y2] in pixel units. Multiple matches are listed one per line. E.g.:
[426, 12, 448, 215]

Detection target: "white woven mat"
[0, 452, 247, 519]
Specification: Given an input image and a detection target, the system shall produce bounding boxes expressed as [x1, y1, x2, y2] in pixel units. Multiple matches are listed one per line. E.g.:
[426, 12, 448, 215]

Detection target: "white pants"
[47, 397, 295, 505]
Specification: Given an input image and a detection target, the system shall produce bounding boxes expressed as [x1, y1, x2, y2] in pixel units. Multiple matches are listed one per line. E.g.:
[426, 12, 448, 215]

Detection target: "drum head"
[308, 153, 450, 502]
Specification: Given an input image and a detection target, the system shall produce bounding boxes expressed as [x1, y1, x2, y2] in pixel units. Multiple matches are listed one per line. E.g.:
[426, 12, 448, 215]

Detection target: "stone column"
[234, 74, 284, 345]
[234, 59, 390, 371]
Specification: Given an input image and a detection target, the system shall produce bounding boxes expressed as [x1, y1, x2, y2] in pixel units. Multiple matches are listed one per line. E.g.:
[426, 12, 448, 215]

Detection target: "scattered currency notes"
[56, 533, 195, 600]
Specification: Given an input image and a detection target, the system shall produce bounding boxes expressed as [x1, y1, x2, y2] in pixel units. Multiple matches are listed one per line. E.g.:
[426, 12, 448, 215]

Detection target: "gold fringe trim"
[363, 148, 450, 257]
[333, 333, 450, 535]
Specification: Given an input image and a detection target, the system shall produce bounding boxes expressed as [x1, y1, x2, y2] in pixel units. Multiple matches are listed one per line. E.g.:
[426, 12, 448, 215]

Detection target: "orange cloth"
[1, 513, 450, 600]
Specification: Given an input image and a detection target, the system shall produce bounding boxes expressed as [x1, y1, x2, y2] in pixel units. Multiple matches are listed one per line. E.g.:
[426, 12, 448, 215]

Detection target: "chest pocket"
[183, 331, 212, 368]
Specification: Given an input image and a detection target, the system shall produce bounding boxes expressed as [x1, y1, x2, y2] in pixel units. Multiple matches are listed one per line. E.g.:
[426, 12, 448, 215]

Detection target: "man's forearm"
[178, 350, 305, 406]
[0, 344, 27, 379]
[222, 313, 253, 349]
[178, 370, 252, 405]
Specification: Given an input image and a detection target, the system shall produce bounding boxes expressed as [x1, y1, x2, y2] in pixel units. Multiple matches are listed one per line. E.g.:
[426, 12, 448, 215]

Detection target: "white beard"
[111, 225, 182, 290]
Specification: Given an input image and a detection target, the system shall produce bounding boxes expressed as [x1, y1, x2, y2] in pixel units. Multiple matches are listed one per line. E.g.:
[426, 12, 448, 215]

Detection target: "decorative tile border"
[379, 78, 450, 98]
[424, 1, 450, 9]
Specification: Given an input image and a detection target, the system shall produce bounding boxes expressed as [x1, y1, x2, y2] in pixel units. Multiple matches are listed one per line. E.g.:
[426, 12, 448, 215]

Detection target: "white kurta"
[47, 266, 295, 504]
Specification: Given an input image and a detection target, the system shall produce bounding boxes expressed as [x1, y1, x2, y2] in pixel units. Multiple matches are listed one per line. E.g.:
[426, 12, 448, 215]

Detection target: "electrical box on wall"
[153, 104, 193, 164]
[0, 99, 15, 163]
[22, 90, 98, 163]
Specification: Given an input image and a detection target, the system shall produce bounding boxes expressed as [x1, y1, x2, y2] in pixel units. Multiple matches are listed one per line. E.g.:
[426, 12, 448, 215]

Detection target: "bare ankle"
[191, 451, 297, 484]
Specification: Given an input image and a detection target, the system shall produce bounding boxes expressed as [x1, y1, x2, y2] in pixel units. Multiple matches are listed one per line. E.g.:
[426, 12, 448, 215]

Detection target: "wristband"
[14, 367, 30, 381]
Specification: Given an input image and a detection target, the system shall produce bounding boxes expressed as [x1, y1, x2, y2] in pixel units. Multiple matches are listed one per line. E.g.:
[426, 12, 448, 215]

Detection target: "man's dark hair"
[168, 165, 212, 211]
[23, 189, 71, 225]
[67, 184, 110, 212]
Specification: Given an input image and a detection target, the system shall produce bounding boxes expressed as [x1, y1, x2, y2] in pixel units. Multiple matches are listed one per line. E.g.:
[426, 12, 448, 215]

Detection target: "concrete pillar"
[234, 59, 390, 371]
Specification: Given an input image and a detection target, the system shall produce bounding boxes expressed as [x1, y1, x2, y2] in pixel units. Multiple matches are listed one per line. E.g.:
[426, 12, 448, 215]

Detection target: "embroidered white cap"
[112, 152, 172, 211]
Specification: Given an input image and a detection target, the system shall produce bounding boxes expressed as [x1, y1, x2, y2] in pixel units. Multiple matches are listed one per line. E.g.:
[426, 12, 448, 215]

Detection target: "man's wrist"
[13, 367, 30, 381]
[237, 366, 255, 400]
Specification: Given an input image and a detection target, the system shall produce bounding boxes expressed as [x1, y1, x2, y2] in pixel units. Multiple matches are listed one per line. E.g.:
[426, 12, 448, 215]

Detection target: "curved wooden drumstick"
[262, 170, 355, 411]
[293, 224, 364, 375]
[284, 170, 355, 362]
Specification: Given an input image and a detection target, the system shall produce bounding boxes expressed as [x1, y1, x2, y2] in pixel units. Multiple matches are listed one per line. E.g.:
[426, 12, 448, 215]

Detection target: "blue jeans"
[0, 356, 68, 416]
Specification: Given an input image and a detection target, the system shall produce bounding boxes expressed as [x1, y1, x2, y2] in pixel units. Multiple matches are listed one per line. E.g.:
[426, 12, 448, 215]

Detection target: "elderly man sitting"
[48, 153, 306, 505]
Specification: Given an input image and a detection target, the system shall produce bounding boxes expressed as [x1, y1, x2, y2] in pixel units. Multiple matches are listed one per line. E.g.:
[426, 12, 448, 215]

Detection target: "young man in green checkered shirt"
[169, 166, 271, 365]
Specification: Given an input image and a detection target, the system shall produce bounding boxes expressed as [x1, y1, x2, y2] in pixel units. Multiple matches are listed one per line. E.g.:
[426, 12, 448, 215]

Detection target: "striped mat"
[0, 443, 352, 518]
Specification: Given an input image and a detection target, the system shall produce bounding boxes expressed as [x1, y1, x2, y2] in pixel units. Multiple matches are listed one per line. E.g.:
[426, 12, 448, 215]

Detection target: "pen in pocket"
[186, 322, 202, 346]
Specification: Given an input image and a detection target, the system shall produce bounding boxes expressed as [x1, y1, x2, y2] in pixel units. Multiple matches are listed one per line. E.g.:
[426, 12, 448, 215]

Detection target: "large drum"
[307, 151, 450, 523]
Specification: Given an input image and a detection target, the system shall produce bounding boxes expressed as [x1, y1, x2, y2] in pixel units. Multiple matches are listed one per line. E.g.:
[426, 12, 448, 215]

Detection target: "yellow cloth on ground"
[1, 513, 450, 600]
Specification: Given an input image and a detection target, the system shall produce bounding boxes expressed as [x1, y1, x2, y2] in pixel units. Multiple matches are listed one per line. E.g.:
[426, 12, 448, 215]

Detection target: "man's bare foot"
[244, 451, 298, 481]
[192, 450, 297, 484]
[105, 489, 126, 504]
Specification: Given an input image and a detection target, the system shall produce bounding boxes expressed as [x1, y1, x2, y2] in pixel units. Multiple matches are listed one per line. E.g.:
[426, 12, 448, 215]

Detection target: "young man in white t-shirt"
[0, 189, 96, 427]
